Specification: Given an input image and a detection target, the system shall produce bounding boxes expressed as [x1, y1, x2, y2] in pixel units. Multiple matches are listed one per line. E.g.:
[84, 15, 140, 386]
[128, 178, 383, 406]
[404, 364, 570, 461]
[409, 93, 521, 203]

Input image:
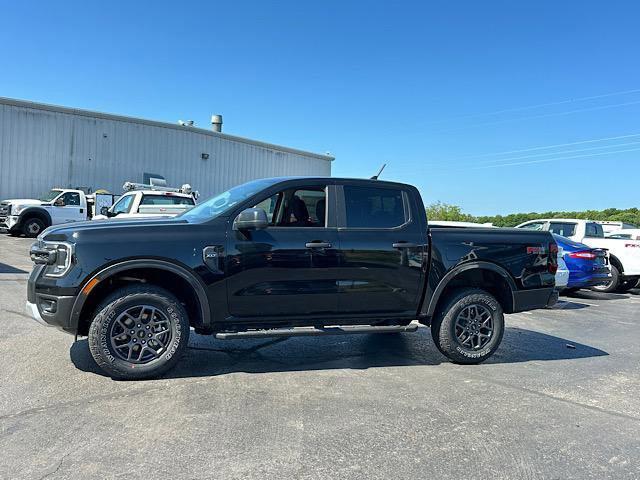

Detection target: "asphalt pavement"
[1, 234, 639, 479]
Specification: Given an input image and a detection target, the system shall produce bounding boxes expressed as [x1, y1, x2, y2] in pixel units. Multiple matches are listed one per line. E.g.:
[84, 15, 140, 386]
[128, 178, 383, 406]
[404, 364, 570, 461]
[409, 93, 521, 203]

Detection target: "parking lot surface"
[1, 234, 639, 479]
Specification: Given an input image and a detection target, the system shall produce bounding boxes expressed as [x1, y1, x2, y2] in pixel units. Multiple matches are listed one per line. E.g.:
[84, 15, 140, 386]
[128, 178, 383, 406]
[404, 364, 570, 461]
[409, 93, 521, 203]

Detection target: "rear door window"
[343, 185, 407, 228]
[548, 222, 577, 237]
[585, 222, 604, 238]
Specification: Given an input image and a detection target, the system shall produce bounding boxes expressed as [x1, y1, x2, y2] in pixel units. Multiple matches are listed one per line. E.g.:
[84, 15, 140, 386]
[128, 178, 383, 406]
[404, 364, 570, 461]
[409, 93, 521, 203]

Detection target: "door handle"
[392, 242, 419, 248]
[306, 241, 332, 248]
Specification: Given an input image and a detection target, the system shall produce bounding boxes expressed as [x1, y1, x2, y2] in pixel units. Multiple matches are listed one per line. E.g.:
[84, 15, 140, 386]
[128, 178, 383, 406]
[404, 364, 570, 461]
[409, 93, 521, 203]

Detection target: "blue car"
[553, 234, 611, 292]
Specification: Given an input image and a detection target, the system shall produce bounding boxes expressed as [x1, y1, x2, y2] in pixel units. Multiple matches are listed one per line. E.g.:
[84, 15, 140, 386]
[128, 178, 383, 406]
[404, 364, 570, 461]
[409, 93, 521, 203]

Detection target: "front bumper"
[512, 287, 556, 312]
[26, 301, 54, 327]
[0, 215, 20, 231]
[27, 266, 76, 333]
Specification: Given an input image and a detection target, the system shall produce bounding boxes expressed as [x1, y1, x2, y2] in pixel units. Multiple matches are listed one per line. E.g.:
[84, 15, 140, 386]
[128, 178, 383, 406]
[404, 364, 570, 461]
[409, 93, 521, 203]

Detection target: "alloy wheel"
[109, 305, 172, 363]
[454, 304, 494, 350]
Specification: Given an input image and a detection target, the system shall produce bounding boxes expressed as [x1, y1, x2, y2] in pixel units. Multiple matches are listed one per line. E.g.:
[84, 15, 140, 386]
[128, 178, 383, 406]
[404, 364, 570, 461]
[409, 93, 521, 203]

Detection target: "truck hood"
[40, 217, 192, 242]
[1, 199, 44, 205]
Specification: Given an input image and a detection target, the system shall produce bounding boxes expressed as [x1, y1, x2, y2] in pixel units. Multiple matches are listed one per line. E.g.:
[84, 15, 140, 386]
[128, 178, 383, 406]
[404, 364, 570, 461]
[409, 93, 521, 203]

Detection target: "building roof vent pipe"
[211, 114, 223, 133]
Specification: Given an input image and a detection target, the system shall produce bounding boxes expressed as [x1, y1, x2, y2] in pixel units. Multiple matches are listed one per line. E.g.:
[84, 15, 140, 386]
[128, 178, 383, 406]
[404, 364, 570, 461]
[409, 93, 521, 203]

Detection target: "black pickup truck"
[27, 177, 558, 379]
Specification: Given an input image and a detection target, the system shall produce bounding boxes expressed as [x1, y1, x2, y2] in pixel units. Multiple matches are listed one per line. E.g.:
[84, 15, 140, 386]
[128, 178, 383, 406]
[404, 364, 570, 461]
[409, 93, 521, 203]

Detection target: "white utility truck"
[0, 188, 93, 237]
[516, 218, 640, 292]
[93, 182, 197, 220]
[1, 181, 197, 237]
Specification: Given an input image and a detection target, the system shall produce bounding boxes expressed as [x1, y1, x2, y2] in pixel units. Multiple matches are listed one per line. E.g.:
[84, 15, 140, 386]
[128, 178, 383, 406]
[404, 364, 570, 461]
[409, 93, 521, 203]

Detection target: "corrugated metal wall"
[0, 99, 333, 200]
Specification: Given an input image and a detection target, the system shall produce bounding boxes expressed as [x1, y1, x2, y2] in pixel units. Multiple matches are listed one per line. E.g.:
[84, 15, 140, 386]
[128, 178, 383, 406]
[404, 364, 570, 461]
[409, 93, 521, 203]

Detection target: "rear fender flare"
[425, 261, 517, 317]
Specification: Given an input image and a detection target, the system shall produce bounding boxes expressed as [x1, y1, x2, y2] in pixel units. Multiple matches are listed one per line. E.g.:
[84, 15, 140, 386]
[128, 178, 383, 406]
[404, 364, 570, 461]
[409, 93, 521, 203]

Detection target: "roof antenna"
[371, 163, 387, 180]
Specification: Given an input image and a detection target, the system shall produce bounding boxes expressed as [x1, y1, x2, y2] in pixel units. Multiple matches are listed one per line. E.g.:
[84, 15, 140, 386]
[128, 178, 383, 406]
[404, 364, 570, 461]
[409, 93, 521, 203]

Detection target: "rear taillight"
[568, 250, 597, 260]
[549, 242, 558, 274]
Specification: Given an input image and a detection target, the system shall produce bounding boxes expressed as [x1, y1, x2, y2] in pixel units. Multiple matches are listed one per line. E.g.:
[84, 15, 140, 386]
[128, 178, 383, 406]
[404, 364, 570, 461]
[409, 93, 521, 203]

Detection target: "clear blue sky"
[1, 0, 639, 215]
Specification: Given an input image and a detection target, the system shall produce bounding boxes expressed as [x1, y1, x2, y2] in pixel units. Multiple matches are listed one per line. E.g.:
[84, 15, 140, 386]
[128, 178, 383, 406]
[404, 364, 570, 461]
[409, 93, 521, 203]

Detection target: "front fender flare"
[18, 207, 52, 226]
[70, 259, 211, 330]
[425, 261, 517, 317]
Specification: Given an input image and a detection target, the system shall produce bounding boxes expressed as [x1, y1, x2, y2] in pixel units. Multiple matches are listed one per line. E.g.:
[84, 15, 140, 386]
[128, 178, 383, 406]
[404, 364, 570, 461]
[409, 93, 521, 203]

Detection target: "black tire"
[22, 217, 46, 238]
[431, 288, 504, 364]
[591, 265, 619, 293]
[88, 285, 190, 380]
[616, 278, 638, 293]
[22, 217, 47, 238]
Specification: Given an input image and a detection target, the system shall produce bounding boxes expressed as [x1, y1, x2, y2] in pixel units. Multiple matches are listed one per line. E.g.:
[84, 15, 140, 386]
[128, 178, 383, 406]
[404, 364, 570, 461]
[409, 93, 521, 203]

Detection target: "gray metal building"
[0, 97, 333, 200]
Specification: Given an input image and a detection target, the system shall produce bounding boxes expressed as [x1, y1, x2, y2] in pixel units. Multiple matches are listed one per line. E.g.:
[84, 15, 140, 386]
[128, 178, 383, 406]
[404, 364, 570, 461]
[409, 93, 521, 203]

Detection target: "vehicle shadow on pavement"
[549, 300, 590, 310]
[564, 290, 634, 301]
[69, 326, 608, 380]
[0, 262, 27, 274]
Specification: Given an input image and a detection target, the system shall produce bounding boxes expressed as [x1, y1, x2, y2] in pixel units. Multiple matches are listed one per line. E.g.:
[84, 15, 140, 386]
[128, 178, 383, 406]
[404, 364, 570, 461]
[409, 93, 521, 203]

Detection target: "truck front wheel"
[22, 217, 46, 237]
[88, 285, 190, 380]
[431, 288, 504, 364]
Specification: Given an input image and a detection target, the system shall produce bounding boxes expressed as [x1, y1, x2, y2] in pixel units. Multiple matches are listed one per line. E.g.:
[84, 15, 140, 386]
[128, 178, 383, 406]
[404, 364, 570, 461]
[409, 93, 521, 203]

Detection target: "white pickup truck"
[92, 182, 196, 220]
[0, 188, 90, 237]
[516, 218, 640, 292]
[1, 182, 197, 237]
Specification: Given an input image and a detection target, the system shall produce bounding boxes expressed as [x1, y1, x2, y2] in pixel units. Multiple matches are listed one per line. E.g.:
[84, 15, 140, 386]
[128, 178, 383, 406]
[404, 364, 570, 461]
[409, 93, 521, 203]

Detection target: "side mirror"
[233, 208, 268, 231]
[54, 198, 65, 207]
[100, 206, 110, 216]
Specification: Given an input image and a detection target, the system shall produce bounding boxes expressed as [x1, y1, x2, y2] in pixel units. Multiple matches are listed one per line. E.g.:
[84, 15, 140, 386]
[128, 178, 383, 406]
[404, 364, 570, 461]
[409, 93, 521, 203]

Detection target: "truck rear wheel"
[88, 285, 190, 380]
[431, 288, 504, 364]
[591, 265, 619, 293]
[22, 217, 46, 237]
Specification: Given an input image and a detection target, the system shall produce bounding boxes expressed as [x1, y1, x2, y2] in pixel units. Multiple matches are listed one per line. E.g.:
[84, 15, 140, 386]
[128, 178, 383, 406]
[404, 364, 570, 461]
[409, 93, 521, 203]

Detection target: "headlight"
[30, 241, 75, 277]
[12, 204, 28, 215]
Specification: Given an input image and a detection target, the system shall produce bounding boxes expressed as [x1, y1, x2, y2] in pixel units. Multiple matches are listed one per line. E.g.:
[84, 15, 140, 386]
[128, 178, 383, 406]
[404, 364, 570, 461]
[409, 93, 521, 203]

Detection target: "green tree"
[426, 204, 640, 227]
[426, 201, 474, 222]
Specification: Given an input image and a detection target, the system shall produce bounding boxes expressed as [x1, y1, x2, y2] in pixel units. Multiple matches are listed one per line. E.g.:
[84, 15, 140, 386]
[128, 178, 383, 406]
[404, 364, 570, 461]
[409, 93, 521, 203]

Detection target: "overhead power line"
[477, 140, 640, 165]
[420, 132, 640, 168]
[462, 132, 640, 160]
[472, 146, 640, 170]
[438, 99, 640, 133]
[428, 87, 640, 125]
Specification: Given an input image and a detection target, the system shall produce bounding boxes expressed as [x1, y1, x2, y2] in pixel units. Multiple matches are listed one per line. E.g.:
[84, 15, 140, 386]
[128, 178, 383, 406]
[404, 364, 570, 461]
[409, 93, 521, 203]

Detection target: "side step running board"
[214, 322, 420, 340]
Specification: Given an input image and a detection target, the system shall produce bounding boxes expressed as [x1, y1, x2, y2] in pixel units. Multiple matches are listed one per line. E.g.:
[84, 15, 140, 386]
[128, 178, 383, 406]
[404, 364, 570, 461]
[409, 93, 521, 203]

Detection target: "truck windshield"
[39, 189, 63, 202]
[180, 178, 282, 223]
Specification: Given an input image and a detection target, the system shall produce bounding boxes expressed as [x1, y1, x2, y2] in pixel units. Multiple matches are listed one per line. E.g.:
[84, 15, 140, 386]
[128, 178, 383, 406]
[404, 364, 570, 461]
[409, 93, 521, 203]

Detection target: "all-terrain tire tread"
[88, 284, 189, 380]
[431, 287, 504, 365]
